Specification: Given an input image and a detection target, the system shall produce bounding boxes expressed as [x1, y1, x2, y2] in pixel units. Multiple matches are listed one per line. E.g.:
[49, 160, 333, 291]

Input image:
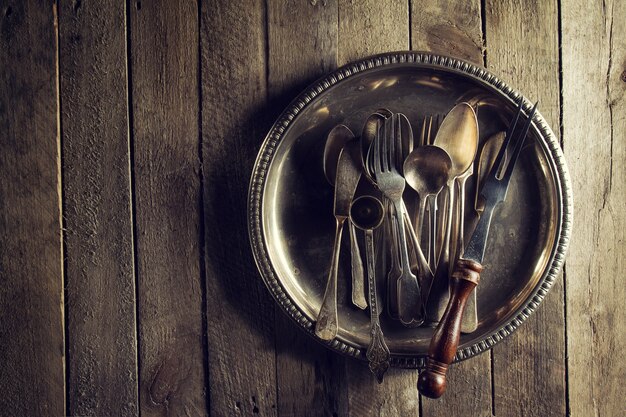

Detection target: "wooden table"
[1, 1, 623, 416]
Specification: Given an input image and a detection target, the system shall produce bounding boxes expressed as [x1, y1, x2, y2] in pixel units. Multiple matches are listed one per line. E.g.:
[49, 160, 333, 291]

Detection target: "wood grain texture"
[268, 0, 337, 106]
[1, 1, 625, 415]
[0, 1, 65, 415]
[267, 1, 346, 416]
[485, 1, 567, 416]
[410, 0, 484, 65]
[562, 1, 626, 416]
[201, 1, 278, 416]
[59, 1, 138, 415]
[129, 1, 207, 415]
[338, 0, 409, 65]
[410, 1, 493, 415]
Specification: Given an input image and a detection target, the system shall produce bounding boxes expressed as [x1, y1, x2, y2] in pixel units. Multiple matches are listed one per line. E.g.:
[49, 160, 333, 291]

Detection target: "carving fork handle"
[417, 259, 483, 398]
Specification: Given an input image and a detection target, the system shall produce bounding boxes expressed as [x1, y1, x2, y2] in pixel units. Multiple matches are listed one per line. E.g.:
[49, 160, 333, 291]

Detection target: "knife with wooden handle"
[418, 99, 537, 398]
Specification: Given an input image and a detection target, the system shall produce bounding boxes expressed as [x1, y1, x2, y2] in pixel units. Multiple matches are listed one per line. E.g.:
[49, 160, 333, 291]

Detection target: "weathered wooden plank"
[267, 1, 345, 416]
[268, 0, 337, 106]
[562, 1, 626, 416]
[200, 1, 278, 416]
[410, 0, 484, 65]
[410, 2, 493, 416]
[129, 1, 207, 415]
[485, 1, 566, 416]
[338, 0, 408, 65]
[58, 1, 138, 415]
[337, 1, 425, 415]
[0, 1, 65, 415]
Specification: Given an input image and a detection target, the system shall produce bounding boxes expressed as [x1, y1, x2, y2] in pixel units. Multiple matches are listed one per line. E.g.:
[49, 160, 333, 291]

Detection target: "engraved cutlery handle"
[417, 259, 482, 398]
[364, 229, 390, 383]
[315, 217, 345, 341]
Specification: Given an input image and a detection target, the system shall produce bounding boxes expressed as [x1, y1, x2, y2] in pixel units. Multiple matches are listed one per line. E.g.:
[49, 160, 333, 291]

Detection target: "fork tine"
[366, 138, 373, 177]
[388, 116, 396, 172]
[395, 115, 402, 170]
[420, 117, 427, 148]
[501, 101, 538, 183]
[430, 115, 439, 145]
[427, 115, 434, 145]
[373, 123, 382, 176]
[395, 114, 403, 171]
[487, 97, 524, 181]
[382, 117, 390, 172]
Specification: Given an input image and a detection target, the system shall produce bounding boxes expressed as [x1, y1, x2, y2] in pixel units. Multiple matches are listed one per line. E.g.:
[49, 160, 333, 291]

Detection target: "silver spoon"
[350, 195, 389, 383]
[323, 125, 367, 310]
[429, 103, 479, 322]
[403, 145, 452, 304]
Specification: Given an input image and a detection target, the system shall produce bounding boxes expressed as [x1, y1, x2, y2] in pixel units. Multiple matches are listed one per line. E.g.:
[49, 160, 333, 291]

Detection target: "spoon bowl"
[404, 146, 452, 200]
[429, 102, 479, 322]
[434, 102, 479, 177]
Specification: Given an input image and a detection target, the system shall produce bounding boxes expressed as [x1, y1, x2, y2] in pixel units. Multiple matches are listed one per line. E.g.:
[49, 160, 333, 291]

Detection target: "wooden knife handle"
[417, 259, 483, 398]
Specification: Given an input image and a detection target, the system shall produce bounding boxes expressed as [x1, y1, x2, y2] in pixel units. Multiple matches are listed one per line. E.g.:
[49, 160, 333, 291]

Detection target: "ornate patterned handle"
[365, 229, 390, 383]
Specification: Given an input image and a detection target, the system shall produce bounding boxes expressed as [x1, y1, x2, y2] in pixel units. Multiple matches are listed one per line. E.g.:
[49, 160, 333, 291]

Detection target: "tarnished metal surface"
[248, 52, 572, 368]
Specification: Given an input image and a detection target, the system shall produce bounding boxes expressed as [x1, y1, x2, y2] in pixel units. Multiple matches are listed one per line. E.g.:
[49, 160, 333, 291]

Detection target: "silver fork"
[369, 114, 424, 325]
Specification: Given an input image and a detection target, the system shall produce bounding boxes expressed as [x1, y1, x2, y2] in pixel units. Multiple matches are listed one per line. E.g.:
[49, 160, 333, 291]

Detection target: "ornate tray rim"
[248, 51, 572, 368]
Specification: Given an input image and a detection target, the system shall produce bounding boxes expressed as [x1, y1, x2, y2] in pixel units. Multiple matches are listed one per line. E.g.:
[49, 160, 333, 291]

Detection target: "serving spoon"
[429, 103, 479, 322]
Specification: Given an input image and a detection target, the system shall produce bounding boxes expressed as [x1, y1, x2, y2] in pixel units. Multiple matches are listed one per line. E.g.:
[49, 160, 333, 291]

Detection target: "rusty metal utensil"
[350, 195, 390, 383]
[418, 98, 538, 399]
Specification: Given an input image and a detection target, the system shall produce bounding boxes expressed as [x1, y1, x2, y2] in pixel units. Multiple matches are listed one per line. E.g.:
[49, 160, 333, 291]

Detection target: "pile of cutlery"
[314, 98, 537, 395]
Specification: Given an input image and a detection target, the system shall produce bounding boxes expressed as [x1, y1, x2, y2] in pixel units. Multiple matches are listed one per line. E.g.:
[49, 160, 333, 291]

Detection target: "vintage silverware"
[323, 125, 367, 310]
[350, 195, 390, 383]
[418, 115, 442, 270]
[250, 52, 570, 368]
[418, 99, 538, 398]
[403, 145, 452, 305]
[429, 103, 479, 323]
[450, 105, 479, 334]
[360, 109, 392, 183]
[368, 114, 424, 325]
[385, 199, 401, 319]
[315, 141, 362, 341]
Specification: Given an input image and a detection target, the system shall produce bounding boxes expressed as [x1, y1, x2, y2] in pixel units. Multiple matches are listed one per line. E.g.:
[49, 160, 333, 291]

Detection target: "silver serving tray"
[248, 52, 572, 368]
